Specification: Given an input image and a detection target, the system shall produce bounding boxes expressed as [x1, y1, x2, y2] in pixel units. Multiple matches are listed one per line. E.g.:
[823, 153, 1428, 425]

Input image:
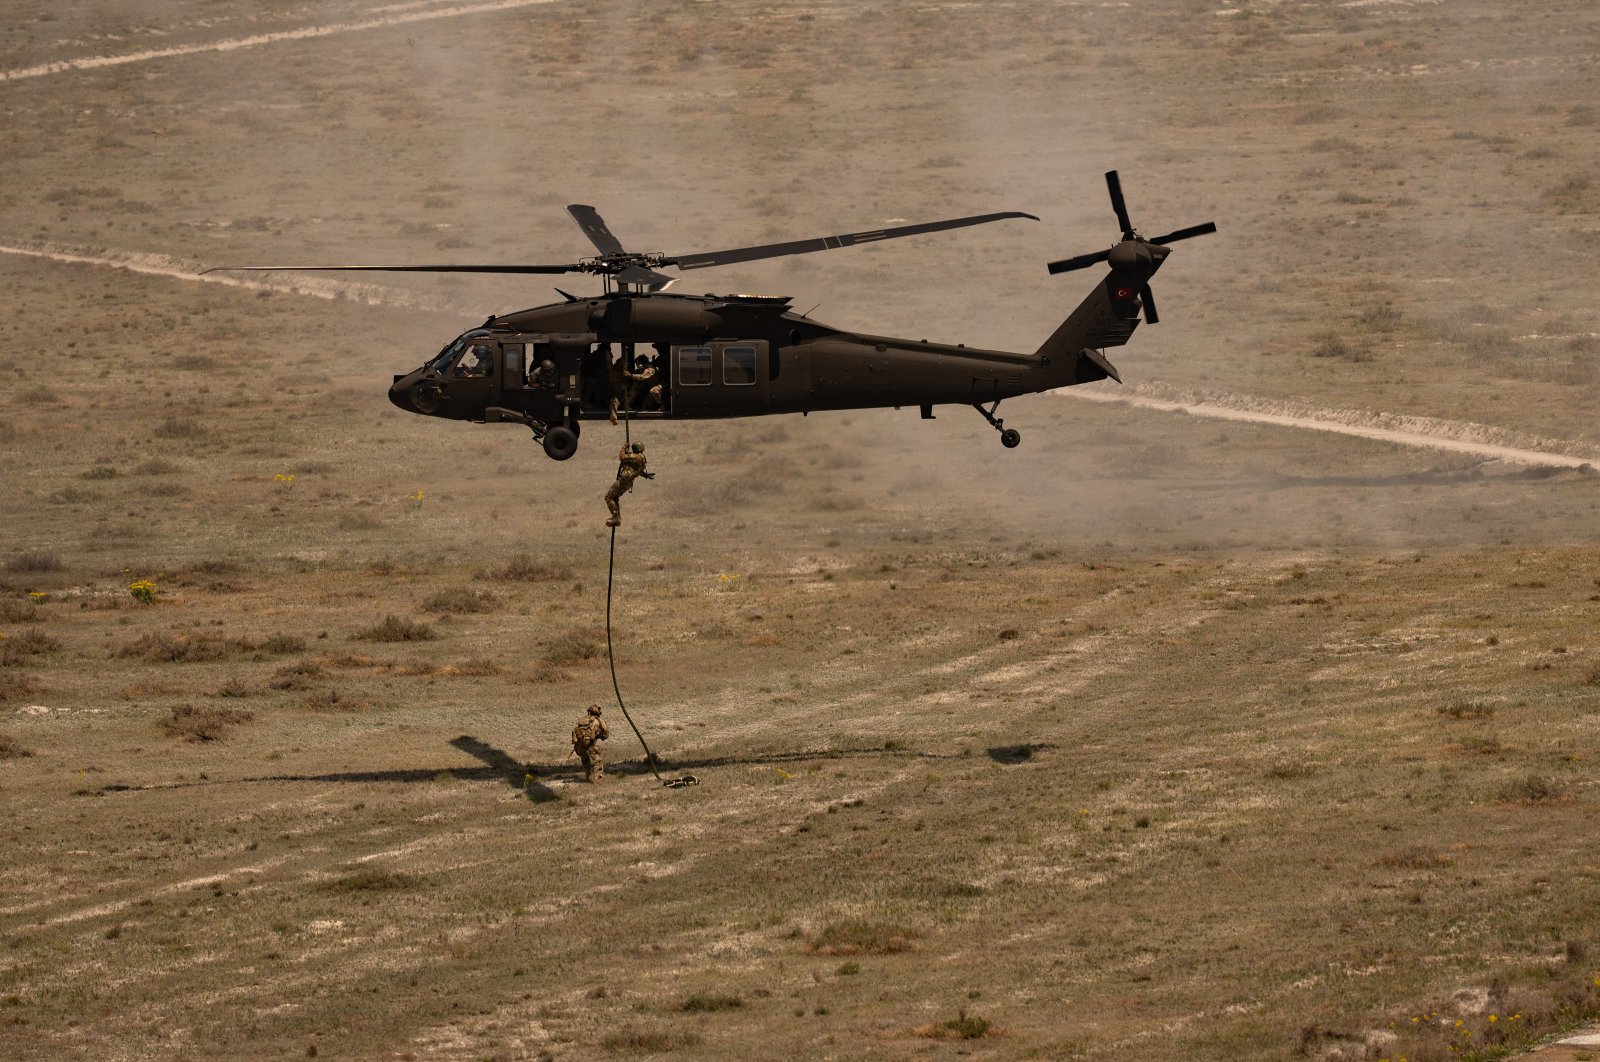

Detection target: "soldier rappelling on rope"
[603, 441, 653, 528]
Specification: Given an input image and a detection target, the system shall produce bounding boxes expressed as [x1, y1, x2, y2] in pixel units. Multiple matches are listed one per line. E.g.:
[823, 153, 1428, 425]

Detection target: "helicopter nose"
[389, 374, 411, 411]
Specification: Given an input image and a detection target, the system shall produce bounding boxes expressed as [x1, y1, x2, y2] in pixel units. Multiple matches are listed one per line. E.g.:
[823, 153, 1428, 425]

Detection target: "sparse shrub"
[1499, 774, 1562, 803]
[337, 512, 383, 531]
[0, 627, 61, 666]
[115, 631, 245, 663]
[836, 961, 860, 975]
[6, 551, 62, 573]
[675, 993, 743, 1012]
[1266, 760, 1316, 779]
[128, 579, 156, 605]
[133, 458, 182, 476]
[354, 615, 436, 642]
[215, 676, 256, 698]
[269, 661, 326, 691]
[599, 1027, 702, 1053]
[161, 703, 253, 742]
[1310, 332, 1373, 362]
[0, 732, 33, 759]
[319, 869, 415, 893]
[0, 672, 43, 702]
[422, 586, 497, 614]
[1456, 735, 1504, 756]
[444, 657, 500, 677]
[1437, 700, 1495, 720]
[0, 599, 41, 623]
[917, 1009, 992, 1040]
[1375, 847, 1452, 869]
[1355, 302, 1403, 332]
[261, 633, 306, 655]
[301, 688, 369, 712]
[80, 465, 120, 481]
[491, 552, 575, 583]
[152, 416, 204, 439]
[806, 921, 920, 955]
[542, 627, 602, 666]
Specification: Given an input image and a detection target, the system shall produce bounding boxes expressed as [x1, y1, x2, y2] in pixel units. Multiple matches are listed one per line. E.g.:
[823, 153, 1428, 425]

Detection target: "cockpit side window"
[452, 343, 494, 378]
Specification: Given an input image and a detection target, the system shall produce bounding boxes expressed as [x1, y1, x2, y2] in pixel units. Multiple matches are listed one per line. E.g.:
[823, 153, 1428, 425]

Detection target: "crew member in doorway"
[571, 704, 609, 783]
[603, 442, 653, 528]
[624, 355, 663, 413]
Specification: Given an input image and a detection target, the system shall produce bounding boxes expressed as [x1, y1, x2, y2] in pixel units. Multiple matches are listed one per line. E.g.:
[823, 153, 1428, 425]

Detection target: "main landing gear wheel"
[1000, 428, 1021, 449]
[542, 425, 578, 461]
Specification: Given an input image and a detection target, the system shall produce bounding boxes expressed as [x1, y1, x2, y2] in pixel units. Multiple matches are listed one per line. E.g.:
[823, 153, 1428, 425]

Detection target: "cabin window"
[677, 345, 712, 387]
[452, 343, 494, 378]
[502, 343, 523, 386]
[722, 345, 757, 386]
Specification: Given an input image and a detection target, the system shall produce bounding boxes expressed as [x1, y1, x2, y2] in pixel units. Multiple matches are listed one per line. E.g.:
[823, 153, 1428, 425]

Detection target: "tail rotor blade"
[1140, 284, 1159, 325]
[1106, 170, 1134, 240]
[1148, 221, 1217, 246]
[1046, 248, 1112, 275]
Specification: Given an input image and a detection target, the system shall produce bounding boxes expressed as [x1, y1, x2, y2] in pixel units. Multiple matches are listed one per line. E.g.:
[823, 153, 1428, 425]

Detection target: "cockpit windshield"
[428, 338, 465, 375]
[426, 329, 494, 376]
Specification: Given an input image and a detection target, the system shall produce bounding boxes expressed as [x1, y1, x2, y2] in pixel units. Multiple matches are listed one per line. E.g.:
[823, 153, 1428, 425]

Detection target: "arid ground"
[3, 1, 1599, 1059]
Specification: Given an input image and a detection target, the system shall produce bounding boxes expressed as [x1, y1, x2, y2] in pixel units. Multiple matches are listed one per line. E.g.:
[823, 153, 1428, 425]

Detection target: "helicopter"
[206, 171, 1214, 461]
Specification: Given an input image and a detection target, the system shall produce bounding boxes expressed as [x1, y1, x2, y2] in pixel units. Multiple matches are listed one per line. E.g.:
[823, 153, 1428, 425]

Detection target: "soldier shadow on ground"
[94, 737, 965, 798]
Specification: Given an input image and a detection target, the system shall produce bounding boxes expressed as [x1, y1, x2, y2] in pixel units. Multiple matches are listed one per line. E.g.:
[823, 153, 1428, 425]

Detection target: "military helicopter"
[206, 171, 1214, 461]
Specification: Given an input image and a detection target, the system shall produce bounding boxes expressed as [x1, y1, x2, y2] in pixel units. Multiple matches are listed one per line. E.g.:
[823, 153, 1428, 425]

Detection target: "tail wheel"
[542, 425, 579, 461]
[1000, 428, 1021, 449]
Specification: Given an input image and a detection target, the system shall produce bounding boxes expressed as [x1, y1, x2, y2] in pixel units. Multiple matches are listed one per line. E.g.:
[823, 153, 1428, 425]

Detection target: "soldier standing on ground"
[603, 441, 653, 527]
[572, 704, 609, 783]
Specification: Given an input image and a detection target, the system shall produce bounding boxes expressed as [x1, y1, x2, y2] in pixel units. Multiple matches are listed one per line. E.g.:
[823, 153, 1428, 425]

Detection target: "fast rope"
[604, 352, 697, 790]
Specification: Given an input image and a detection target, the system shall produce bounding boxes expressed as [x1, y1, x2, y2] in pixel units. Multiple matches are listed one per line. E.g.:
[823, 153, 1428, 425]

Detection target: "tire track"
[0, 0, 569, 83]
[1057, 385, 1599, 470]
[0, 241, 464, 312]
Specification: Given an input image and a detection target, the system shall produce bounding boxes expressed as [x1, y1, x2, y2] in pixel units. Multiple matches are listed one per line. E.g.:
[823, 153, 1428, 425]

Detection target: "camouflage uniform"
[623, 362, 663, 412]
[604, 443, 651, 527]
[572, 705, 610, 783]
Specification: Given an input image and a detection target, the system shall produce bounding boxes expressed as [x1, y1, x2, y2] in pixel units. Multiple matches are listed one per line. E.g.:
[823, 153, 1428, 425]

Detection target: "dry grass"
[3, 1, 1600, 1059]
[0, 732, 33, 759]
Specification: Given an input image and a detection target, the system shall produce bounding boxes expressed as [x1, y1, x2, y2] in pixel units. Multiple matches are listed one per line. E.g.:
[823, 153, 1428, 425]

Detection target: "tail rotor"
[1046, 170, 1215, 326]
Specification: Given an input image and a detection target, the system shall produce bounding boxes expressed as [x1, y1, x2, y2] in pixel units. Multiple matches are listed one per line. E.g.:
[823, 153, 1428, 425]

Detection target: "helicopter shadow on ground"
[94, 737, 966, 799]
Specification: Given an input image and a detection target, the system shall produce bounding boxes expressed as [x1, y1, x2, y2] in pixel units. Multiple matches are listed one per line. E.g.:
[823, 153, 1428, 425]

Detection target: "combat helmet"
[587, 704, 604, 717]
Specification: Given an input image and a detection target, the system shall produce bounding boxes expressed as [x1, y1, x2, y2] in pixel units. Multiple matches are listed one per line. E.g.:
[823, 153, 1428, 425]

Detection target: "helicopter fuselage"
[387, 280, 1141, 458]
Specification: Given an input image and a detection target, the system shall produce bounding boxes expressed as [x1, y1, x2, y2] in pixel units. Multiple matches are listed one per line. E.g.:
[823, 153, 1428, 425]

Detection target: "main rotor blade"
[1147, 221, 1217, 246]
[1106, 170, 1134, 240]
[566, 204, 627, 256]
[669, 210, 1038, 272]
[616, 264, 676, 290]
[1045, 248, 1112, 275]
[199, 263, 583, 275]
[1140, 283, 1159, 325]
